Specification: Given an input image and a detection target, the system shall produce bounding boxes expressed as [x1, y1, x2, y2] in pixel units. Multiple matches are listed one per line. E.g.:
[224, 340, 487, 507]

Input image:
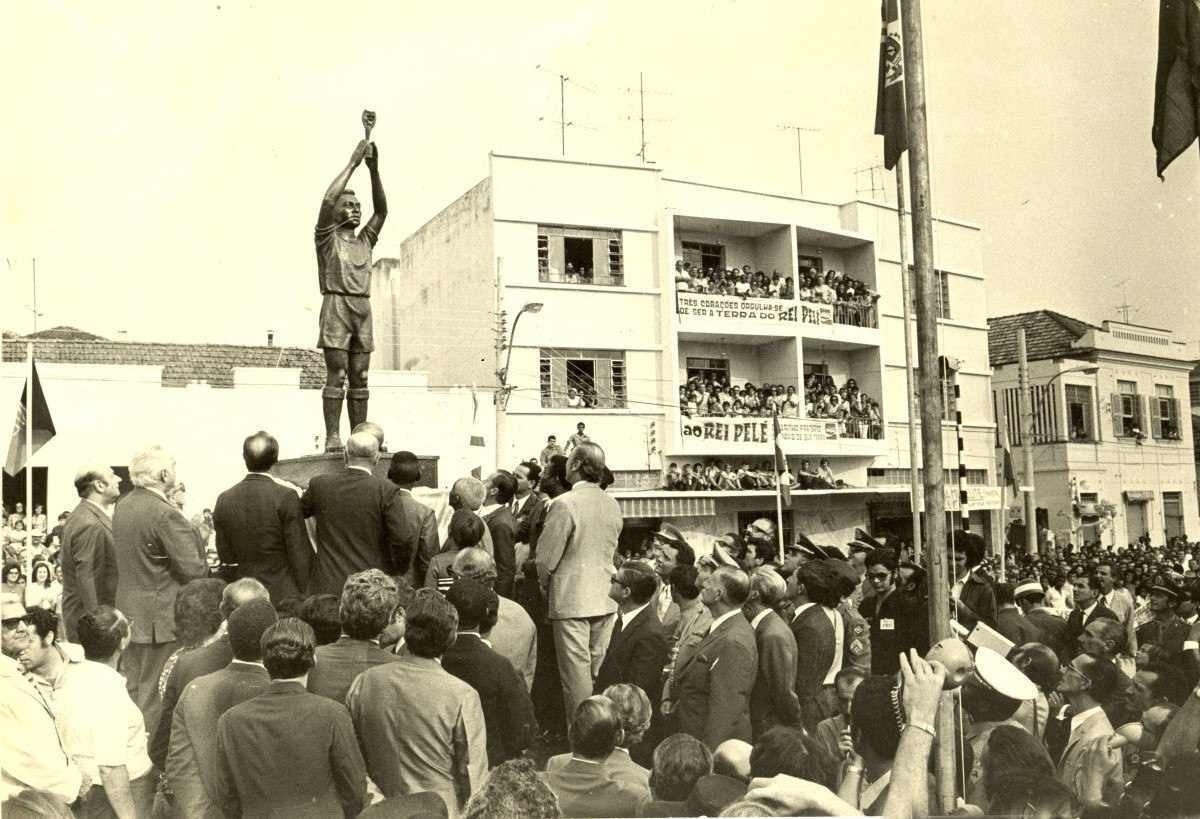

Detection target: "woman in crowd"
[2, 562, 24, 599]
[23, 560, 61, 614]
[157, 577, 226, 700]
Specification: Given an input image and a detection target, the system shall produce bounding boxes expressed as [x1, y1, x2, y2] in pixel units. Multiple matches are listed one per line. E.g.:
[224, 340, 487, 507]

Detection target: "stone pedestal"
[272, 453, 438, 490]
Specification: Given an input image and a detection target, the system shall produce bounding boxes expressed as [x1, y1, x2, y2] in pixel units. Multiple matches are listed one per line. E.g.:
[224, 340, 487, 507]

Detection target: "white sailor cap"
[1013, 581, 1043, 599]
[974, 646, 1038, 701]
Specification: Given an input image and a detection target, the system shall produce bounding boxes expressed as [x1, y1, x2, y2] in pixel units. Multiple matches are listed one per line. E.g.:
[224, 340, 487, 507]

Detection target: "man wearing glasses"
[859, 548, 923, 676]
[1050, 653, 1124, 811]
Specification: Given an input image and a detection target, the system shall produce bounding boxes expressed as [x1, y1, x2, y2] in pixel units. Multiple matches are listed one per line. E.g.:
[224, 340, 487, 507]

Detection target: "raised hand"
[899, 648, 946, 725]
[365, 142, 379, 171]
[350, 139, 369, 167]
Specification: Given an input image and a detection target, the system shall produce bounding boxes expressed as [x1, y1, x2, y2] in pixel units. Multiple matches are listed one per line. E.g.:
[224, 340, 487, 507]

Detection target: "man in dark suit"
[994, 581, 1043, 646]
[301, 431, 412, 595]
[950, 531, 997, 628]
[743, 567, 802, 738]
[1015, 581, 1070, 661]
[511, 461, 546, 547]
[114, 445, 209, 733]
[481, 471, 518, 598]
[213, 431, 312, 602]
[307, 569, 402, 704]
[1064, 572, 1118, 658]
[858, 548, 924, 676]
[788, 559, 846, 731]
[60, 464, 121, 641]
[386, 451, 441, 590]
[165, 599, 278, 818]
[151, 577, 271, 770]
[540, 696, 650, 817]
[595, 560, 669, 705]
[673, 566, 758, 748]
[442, 579, 537, 767]
[214, 618, 368, 818]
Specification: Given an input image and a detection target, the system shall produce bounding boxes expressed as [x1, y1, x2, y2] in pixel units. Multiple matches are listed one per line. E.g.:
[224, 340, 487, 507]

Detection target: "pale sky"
[2, 1, 1197, 350]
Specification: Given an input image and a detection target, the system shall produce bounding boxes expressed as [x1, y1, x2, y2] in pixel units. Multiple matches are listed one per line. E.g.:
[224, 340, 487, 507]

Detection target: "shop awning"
[1124, 490, 1154, 502]
[616, 495, 717, 519]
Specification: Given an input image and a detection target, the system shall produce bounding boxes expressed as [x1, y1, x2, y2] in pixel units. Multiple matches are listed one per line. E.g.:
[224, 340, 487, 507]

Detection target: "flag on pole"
[874, 0, 907, 170]
[996, 400, 1020, 496]
[773, 413, 791, 508]
[4, 359, 56, 477]
[1152, 0, 1200, 178]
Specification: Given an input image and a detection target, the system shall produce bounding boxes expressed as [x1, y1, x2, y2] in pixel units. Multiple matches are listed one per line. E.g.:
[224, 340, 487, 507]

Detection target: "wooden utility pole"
[899, 0, 955, 811]
[1017, 329, 1039, 556]
[894, 159, 924, 561]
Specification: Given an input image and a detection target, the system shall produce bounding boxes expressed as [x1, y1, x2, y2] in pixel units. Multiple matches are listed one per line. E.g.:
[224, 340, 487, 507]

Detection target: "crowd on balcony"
[678, 374, 882, 438]
[797, 266, 878, 308]
[663, 458, 847, 491]
[674, 261, 796, 300]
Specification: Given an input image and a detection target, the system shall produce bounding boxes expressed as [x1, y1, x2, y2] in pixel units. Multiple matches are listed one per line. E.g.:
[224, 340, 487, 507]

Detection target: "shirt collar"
[479, 503, 502, 518]
[1081, 601, 1097, 619]
[83, 497, 113, 517]
[621, 603, 650, 630]
[347, 464, 373, 475]
[750, 608, 772, 629]
[457, 631, 492, 649]
[143, 485, 171, 504]
[1071, 705, 1104, 734]
[230, 659, 267, 670]
[708, 609, 742, 634]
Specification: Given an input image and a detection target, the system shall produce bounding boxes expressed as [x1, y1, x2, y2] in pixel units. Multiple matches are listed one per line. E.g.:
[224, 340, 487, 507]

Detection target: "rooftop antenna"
[855, 164, 886, 201]
[1113, 279, 1136, 323]
[777, 123, 821, 196]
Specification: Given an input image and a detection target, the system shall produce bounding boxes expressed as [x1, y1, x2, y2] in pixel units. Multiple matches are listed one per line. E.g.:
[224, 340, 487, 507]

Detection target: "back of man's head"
[450, 477, 486, 511]
[650, 733, 713, 802]
[669, 564, 701, 601]
[615, 561, 659, 606]
[405, 589, 459, 658]
[995, 583, 1017, 607]
[261, 617, 315, 680]
[464, 759, 559, 819]
[452, 548, 497, 586]
[387, 451, 422, 486]
[448, 509, 485, 550]
[351, 421, 385, 449]
[220, 577, 270, 619]
[568, 696, 624, 760]
[227, 599, 278, 662]
[798, 560, 843, 608]
[344, 431, 380, 462]
[852, 675, 902, 761]
[568, 442, 607, 484]
[339, 569, 399, 640]
[749, 567, 787, 608]
[750, 726, 825, 782]
[77, 606, 129, 662]
[446, 578, 499, 634]
[490, 471, 517, 506]
[242, 431, 279, 472]
[711, 566, 751, 607]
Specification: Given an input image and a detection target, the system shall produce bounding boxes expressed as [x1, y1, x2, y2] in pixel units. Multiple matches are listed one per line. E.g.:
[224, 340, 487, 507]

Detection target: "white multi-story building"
[378, 153, 999, 550]
[989, 312, 1199, 549]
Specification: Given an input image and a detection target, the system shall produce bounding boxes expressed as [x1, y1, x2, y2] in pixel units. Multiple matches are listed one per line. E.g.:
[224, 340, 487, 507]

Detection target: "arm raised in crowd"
[883, 650, 945, 819]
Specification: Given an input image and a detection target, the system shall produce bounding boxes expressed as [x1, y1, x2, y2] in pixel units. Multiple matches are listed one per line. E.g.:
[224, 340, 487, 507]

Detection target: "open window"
[537, 225, 623, 286]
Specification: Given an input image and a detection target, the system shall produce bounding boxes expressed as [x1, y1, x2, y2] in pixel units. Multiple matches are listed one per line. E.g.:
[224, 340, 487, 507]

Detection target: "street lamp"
[498, 302, 543, 405]
[1044, 365, 1100, 389]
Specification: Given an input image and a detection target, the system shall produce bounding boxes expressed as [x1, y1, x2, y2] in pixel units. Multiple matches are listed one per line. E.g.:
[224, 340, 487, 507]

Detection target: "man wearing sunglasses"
[858, 549, 923, 676]
[1050, 653, 1124, 812]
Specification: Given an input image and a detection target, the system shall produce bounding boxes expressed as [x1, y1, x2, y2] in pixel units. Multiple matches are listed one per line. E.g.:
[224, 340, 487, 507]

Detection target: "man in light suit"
[672, 566, 758, 748]
[301, 432, 412, 595]
[113, 445, 208, 734]
[480, 470, 519, 599]
[788, 559, 846, 731]
[386, 451, 441, 590]
[535, 442, 623, 719]
[1051, 653, 1124, 812]
[60, 464, 121, 642]
[743, 567, 802, 738]
[212, 431, 312, 602]
[166, 599, 277, 819]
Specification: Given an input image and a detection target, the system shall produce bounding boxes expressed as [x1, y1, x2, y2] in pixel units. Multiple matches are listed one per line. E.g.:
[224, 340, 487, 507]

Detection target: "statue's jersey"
[314, 222, 379, 296]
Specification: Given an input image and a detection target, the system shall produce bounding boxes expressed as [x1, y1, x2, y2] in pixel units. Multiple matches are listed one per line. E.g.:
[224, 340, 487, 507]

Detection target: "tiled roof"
[987, 310, 1099, 368]
[25, 326, 108, 341]
[2, 336, 326, 389]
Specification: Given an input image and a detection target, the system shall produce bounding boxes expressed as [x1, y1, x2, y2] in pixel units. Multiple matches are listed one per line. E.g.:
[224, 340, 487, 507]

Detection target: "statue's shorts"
[317, 293, 374, 353]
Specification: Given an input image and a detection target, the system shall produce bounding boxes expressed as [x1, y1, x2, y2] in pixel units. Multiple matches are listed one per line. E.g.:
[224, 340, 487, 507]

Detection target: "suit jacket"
[113, 487, 208, 645]
[749, 609, 802, 737]
[151, 636, 234, 770]
[441, 632, 537, 767]
[301, 468, 411, 596]
[673, 611, 758, 749]
[512, 492, 545, 544]
[595, 605, 669, 706]
[1057, 707, 1123, 810]
[212, 474, 312, 602]
[541, 757, 650, 818]
[307, 635, 402, 705]
[791, 604, 840, 706]
[662, 601, 712, 711]
[492, 596, 538, 691]
[1027, 608, 1070, 661]
[215, 681, 367, 818]
[484, 506, 518, 599]
[996, 606, 1043, 647]
[860, 589, 924, 676]
[535, 482, 622, 620]
[395, 488, 441, 591]
[60, 499, 117, 642]
[1065, 603, 1119, 657]
[959, 573, 998, 628]
[166, 661, 272, 819]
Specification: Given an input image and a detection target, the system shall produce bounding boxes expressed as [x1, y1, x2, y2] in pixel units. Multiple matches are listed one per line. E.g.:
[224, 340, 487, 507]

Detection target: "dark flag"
[874, 0, 907, 170]
[1153, 0, 1200, 178]
[773, 413, 790, 508]
[4, 359, 56, 477]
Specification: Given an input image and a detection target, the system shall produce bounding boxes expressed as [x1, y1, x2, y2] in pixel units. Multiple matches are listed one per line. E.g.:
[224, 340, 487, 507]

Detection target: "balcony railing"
[676, 291, 878, 329]
[538, 267, 625, 287]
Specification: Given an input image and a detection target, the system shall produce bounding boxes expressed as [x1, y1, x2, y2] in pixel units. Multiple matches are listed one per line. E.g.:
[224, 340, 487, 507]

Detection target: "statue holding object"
[315, 110, 386, 452]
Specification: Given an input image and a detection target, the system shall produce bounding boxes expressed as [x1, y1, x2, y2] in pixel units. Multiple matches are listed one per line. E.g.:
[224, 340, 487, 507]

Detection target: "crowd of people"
[662, 458, 846, 492]
[5, 420, 1200, 818]
[673, 262, 881, 312]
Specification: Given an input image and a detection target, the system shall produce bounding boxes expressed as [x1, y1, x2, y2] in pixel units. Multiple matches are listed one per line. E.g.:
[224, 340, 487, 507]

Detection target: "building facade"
[988, 312, 1199, 549]
[380, 153, 998, 551]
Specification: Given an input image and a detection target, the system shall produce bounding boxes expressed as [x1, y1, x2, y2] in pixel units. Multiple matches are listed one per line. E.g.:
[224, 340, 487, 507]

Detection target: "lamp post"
[495, 302, 543, 469]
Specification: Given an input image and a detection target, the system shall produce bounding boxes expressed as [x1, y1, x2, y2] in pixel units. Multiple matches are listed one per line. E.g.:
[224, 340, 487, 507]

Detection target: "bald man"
[301, 431, 412, 595]
[60, 464, 122, 641]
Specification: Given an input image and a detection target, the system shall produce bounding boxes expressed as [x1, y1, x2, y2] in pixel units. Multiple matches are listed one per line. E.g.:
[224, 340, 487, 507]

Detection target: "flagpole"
[894, 157, 924, 564]
[24, 341, 34, 582]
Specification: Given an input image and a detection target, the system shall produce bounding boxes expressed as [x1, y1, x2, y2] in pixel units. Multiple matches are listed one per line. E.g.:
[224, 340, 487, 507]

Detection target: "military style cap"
[652, 523, 691, 552]
[974, 646, 1038, 701]
[1013, 580, 1044, 599]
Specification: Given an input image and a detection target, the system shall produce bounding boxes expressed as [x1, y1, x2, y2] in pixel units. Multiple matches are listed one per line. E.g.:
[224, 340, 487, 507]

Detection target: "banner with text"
[677, 293, 835, 324]
[680, 416, 843, 445]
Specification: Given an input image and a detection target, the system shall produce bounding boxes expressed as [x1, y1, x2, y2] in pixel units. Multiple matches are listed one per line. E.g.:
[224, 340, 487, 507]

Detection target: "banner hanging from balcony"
[680, 416, 844, 444]
[677, 293, 815, 324]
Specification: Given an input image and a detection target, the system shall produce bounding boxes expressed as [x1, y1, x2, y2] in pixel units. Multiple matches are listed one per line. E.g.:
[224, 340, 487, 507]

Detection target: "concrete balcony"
[674, 290, 880, 344]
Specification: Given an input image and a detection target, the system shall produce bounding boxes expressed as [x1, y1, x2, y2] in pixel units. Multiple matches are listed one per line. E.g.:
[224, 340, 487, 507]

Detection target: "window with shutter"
[537, 225, 624, 286]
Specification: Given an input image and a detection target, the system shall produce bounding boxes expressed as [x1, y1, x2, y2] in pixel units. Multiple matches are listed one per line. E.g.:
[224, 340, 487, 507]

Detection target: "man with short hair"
[536, 442, 623, 719]
[19, 606, 82, 703]
[60, 464, 120, 642]
[385, 450, 442, 590]
[481, 470, 519, 598]
[539, 435, 563, 469]
[1096, 560, 1137, 661]
[789, 559, 848, 730]
[441, 579, 537, 767]
[347, 589, 488, 815]
[651, 525, 694, 634]
[212, 431, 312, 602]
[595, 560, 669, 706]
[511, 461, 545, 549]
[949, 531, 996, 628]
[447, 476, 495, 554]
[1065, 573, 1119, 659]
[540, 696, 650, 817]
[215, 618, 368, 817]
[564, 422, 589, 455]
[1051, 653, 1124, 811]
[994, 581, 1043, 647]
[812, 667, 865, 765]
[114, 444, 209, 733]
[1136, 584, 1190, 666]
[673, 566, 758, 748]
[743, 567, 802, 737]
[166, 599, 278, 818]
[1015, 580, 1070, 661]
[859, 548, 923, 675]
[640, 733, 713, 817]
[307, 569, 402, 704]
[661, 564, 712, 721]
[453, 547, 537, 691]
[301, 431, 412, 595]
